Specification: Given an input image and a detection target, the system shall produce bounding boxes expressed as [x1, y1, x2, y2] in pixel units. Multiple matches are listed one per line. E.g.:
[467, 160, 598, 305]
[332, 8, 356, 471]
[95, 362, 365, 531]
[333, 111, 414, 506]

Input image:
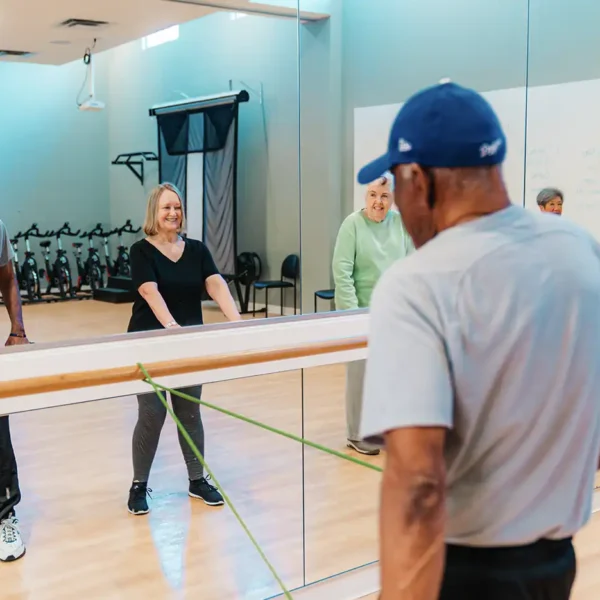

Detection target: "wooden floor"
[0, 299, 599, 599]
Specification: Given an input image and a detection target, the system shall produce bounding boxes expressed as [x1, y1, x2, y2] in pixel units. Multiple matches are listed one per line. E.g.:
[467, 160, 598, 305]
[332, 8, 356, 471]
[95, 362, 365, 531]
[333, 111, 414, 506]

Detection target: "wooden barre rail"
[0, 337, 368, 400]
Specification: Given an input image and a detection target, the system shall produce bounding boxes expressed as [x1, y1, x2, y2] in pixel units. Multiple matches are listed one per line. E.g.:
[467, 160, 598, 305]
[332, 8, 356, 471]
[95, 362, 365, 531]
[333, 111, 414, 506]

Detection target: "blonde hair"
[143, 182, 187, 236]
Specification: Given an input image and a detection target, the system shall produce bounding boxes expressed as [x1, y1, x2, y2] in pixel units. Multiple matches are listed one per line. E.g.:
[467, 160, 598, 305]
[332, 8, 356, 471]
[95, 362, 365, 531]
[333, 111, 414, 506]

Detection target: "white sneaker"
[0, 516, 25, 562]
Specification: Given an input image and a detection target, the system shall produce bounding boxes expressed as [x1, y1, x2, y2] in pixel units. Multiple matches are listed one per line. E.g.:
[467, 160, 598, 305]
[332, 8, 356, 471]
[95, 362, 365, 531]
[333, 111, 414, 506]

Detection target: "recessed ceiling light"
[0, 49, 34, 58]
[50, 40, 72, 45]
[58, 18, 109, 28]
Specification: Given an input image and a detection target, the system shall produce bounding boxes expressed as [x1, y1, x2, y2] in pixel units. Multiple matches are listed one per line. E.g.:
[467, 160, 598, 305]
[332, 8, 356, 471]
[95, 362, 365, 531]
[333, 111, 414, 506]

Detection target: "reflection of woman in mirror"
[332, 175, 414, 455]
[536, 188, 564, 216]
[126, 182, 241, 515]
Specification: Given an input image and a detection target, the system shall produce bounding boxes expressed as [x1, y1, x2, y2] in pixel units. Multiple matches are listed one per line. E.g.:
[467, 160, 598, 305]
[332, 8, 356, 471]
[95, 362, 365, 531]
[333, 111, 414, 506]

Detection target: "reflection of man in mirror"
[0, 219, 29, 564]
[536, 188, 564, 216]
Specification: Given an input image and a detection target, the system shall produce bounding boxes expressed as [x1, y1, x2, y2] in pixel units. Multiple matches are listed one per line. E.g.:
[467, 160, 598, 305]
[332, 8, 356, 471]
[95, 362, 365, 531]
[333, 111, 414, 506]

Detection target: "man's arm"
[205, 275, 242, 322]
[0, 260, 27, 344]
[360, 271, 453, 600]
[380, 427, 446, 600]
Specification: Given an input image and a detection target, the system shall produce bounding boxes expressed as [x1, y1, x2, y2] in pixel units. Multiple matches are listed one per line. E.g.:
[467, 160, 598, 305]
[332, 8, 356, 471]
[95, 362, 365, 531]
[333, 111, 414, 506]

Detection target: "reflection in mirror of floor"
[0, 300, 599, 600]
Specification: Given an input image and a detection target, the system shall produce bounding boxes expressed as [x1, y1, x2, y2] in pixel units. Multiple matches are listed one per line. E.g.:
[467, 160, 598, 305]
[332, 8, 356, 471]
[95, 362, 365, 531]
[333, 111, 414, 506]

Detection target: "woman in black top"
[127, 182, 241, 515]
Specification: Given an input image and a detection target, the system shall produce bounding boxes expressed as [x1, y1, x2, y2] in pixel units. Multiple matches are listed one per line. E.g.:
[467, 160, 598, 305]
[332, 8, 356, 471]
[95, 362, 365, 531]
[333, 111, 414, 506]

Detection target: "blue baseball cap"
[357, 80, 507, 185]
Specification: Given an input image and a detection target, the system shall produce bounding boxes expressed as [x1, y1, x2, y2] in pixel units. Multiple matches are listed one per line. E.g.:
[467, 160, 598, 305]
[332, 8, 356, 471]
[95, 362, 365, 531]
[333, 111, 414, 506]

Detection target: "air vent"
[0, 49, 34, 58]
[59, 18, 109, 28]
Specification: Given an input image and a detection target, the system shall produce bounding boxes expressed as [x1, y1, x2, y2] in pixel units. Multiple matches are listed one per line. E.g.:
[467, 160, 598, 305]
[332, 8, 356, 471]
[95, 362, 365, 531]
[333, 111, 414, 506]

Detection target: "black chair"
[252, 254, 300, 318]
[314, 288, 334, 313]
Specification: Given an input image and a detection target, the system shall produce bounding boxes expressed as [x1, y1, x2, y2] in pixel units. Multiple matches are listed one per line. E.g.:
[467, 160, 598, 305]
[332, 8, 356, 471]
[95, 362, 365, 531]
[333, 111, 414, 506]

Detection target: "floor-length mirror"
[299, 0, 529, 585]
[527, 2, 600, 596]
[1, 3, 306, 599]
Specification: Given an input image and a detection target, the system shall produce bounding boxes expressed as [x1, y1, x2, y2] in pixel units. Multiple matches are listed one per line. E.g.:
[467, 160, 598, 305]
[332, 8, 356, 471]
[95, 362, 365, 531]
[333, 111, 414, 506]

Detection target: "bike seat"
[40, 241, 52, 248]
[72, 242, 83, 248]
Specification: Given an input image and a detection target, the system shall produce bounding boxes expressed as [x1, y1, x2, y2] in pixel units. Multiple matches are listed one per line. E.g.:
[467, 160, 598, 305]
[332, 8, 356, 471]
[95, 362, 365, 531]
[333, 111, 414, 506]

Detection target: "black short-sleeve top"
[127, 237, 219, 333]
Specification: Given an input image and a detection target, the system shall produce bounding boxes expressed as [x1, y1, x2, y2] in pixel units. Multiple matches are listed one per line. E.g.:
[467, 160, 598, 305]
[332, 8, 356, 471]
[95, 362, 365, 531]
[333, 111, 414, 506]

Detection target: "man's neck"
[438, 193, 511, 232]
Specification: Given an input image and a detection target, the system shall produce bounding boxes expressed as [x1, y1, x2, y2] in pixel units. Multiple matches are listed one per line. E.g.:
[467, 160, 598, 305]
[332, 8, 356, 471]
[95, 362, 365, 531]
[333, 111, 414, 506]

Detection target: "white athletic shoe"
[0, 516, 25, 562]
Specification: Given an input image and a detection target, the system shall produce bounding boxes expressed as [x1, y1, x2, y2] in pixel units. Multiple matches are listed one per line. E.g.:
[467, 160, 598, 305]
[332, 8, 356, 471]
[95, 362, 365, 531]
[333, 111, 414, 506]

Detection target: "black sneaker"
[128, 482, 152, 515]
[189, 476, 224, 506]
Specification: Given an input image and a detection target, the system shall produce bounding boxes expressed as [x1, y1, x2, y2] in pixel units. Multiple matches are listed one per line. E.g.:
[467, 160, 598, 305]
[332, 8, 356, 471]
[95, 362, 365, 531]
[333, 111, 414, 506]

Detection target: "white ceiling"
[0, 0, 327, 65]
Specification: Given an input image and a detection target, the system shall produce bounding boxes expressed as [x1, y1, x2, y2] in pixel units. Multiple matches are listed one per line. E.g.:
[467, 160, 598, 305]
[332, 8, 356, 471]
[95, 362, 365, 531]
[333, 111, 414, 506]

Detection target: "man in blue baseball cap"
[358, 80, 600, 599]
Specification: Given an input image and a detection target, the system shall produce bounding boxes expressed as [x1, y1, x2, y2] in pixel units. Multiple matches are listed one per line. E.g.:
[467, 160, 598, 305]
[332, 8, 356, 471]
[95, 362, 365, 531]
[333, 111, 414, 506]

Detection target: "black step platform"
[93, 287, 136, 303]
[93, 276, 136, 303]
[107, 276, 134, 291]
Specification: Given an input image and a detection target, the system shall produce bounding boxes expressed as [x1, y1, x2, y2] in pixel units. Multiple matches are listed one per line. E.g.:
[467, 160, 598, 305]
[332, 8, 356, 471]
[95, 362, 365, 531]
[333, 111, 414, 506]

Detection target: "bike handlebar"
[21, 224, 53, 238]
[14, 220, 140, 242]
[15, 224, 44, 239]
[56, 222, 81, 237]
[80, 221, 140, 238]
[118, 219, 141, 235]
[81, 223, 114, 239]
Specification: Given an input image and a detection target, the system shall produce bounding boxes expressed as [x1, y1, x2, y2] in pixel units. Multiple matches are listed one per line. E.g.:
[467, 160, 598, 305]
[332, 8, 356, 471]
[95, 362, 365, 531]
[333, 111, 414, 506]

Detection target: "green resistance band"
[140, 370, 383, 475]
[138, 364, 294, 600]
[138, 363, 384, 600]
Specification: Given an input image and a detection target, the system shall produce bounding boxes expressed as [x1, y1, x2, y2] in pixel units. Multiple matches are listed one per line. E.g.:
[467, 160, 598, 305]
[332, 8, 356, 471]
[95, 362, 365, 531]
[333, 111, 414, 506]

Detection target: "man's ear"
[397, 163, 428, 191]
[397, 163, 417, 183]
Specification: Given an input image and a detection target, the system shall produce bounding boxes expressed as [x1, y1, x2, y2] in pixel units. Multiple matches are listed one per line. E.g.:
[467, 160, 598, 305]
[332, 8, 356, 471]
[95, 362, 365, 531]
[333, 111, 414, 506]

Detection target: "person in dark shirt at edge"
[126, 182, 242, 515]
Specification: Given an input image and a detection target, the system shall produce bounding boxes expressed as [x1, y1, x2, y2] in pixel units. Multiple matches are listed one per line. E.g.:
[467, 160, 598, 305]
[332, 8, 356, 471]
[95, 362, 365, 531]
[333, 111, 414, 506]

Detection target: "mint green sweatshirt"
[332, 209, 414, 310]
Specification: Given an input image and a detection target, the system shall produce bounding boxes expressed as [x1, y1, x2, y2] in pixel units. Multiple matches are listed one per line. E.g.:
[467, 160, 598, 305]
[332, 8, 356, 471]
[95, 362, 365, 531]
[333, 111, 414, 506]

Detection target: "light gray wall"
[0, 57, 110, 255]
[299, 1, 343, 312]
[527, 0, 600, 87]
[337, 0, 600, 213]
[339, 0, 529, 216]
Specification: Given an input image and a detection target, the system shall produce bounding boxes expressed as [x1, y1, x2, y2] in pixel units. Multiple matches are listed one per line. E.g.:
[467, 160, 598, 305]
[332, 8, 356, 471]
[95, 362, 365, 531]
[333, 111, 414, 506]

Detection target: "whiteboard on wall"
[353, 87, 526, 213]
[354, 79, 600, 242]
[525, 79, 600, 240]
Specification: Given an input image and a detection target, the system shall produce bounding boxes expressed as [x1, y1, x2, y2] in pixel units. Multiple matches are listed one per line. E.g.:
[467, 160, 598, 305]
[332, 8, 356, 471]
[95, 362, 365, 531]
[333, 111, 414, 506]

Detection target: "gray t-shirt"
[0, 220, 14, 268]
[360, 205, 600, 547]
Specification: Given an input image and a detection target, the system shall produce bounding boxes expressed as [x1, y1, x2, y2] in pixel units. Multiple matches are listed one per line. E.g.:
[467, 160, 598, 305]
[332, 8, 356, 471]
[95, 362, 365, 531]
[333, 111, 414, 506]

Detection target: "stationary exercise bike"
[39, 223, 80, 299]
[11, 224, 42, 302]
[110, 220, 141, 278]
[73, 224, 105, 293]
[94, 224, 119, 279]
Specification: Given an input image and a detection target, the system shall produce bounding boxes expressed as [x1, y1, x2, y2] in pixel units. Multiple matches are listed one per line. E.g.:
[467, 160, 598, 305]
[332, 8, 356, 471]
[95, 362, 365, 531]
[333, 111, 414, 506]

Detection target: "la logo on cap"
[480, 138, 502, 158]
[439, 77, 452, 84]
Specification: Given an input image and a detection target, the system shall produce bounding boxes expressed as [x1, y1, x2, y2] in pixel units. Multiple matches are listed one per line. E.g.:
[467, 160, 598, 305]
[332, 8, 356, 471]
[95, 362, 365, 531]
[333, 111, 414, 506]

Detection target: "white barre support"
[0, 312, 369, 416]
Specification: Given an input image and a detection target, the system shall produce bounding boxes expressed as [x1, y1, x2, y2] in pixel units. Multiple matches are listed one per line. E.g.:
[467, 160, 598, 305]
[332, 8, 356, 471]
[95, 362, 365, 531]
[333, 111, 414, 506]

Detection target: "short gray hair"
[536, 187, 563, 207]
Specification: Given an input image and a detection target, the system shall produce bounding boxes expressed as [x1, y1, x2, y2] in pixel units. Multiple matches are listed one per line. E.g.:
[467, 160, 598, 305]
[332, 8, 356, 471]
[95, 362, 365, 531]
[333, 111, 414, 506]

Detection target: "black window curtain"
[153, 94, 246, 277]
[157, 103, 236, 155]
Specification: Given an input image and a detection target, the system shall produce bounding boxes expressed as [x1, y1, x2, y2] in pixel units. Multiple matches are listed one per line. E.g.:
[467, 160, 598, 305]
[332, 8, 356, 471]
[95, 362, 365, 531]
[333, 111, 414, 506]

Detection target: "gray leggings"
[132, 385, 204, 482]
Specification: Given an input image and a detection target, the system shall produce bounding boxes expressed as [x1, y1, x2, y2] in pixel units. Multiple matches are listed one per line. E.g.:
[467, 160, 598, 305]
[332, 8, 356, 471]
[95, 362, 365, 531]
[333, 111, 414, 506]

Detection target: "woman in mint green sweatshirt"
[332, 176, 414, 455]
